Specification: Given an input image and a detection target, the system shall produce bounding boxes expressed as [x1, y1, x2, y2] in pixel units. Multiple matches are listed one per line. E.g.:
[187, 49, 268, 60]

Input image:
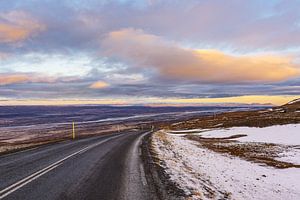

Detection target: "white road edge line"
[139, 163, 147, 186]
[0, 134, 123, 199]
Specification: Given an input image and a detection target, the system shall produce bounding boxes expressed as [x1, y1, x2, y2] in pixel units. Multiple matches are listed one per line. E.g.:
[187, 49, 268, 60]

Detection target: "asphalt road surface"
[0, 131, 157, 200]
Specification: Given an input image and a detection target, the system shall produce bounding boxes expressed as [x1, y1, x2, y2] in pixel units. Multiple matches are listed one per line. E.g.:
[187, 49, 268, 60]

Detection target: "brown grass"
[186, 135, 300, 169]
[166, 106, 300, 131]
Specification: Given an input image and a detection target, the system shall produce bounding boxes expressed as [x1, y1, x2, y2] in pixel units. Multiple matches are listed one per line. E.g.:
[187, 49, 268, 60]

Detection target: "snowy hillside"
[152, 124, 300, 199]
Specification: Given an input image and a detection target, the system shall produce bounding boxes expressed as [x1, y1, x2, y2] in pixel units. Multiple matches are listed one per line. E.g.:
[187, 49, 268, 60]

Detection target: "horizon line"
[0, 95, 299, 106]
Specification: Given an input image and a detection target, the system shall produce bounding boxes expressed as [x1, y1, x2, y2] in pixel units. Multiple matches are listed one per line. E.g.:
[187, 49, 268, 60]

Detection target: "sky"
[0, 0, 300, 105]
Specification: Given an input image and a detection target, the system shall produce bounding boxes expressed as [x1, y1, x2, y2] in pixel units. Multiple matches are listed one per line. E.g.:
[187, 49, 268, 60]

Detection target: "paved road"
[0, 131, 156, 200]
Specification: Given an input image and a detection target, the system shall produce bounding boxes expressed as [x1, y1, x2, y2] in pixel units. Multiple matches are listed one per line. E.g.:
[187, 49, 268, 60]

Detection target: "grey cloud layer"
[0, 0, 300, 99]
[1, 0, 300, 51]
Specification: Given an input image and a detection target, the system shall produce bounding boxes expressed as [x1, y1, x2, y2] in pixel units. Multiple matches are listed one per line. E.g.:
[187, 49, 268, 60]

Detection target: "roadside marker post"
[72, 122, 75, 139]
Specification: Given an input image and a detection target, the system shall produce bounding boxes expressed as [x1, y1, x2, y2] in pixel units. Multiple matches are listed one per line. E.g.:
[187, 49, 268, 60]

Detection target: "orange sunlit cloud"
[0, 74, 30, 85]
[103, 28, 300, 83]
[0, 11, 45, 43]
[89, 81, 110, 89]
[0, 73, 57, 85]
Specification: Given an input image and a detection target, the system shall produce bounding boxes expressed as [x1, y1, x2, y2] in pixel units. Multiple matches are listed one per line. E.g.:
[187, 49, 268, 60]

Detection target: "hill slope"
[167, 98, 300, 130]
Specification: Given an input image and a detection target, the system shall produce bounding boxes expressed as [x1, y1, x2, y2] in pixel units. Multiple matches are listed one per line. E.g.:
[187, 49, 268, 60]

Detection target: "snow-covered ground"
[152, 130, 300, 200]
[198, 124, 300, 165]
[167, 124, 300, 165]
[198, 124, 300, 145]
[169, 128, 211, 133]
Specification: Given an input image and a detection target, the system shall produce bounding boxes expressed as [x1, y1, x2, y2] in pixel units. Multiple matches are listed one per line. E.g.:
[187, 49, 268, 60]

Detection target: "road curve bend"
[0, 130, 157, 200]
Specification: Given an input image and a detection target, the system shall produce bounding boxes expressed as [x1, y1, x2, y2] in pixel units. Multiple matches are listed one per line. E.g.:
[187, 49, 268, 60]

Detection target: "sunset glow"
[0, 0, 299, 105]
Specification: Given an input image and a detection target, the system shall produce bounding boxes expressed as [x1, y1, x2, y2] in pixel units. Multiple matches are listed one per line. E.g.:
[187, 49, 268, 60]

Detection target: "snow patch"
[168, 128, 211, 133]
[277, 148, 300, 165]
[152, 132, 300, 200]
[199, 124, 300, 145]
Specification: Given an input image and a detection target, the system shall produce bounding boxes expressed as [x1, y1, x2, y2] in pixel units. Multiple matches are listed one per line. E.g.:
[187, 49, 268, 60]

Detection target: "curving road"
[0, 131, 157, 200]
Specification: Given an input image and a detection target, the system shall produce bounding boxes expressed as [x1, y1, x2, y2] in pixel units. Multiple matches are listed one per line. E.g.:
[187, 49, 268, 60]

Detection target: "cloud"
[102, 28, 300, 83]
[0, 74, 29, 85]
[0, 1, 299, 101]
[0, 73, 60, 86]
[0, 11, 45, 43]
[89, 81, 110, 89]
[0, 52, 8, 59]
[71, 0, 300, 50]
[1, 1, 299, 54]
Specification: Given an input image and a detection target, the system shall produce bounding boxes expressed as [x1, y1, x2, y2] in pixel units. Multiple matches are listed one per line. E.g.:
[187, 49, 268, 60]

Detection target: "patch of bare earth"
[186, 135, 300, 169]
